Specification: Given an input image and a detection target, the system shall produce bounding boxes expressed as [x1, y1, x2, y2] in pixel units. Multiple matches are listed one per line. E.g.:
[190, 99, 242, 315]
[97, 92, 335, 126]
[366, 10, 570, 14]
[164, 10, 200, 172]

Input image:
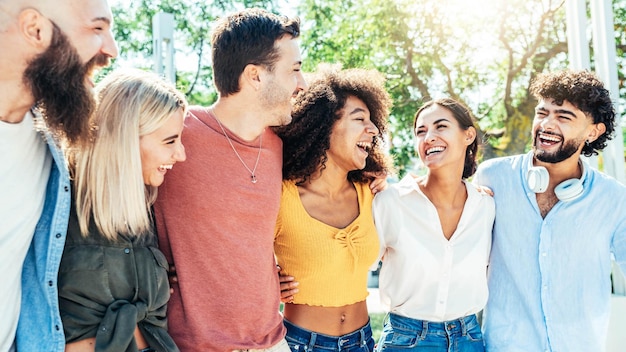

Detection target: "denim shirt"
[474, 152, 626, 352]
[15, 125, 70, 352]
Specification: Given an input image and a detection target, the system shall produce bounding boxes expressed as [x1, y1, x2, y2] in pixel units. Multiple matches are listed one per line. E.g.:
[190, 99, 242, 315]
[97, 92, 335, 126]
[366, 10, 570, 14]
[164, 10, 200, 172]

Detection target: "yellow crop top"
[274, 180, 379, 307]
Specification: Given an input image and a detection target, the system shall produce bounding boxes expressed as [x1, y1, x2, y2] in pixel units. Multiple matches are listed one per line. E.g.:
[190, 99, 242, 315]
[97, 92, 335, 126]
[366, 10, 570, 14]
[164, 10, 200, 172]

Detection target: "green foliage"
[298, 0, 571, 175]
[110, 0, 279, 105]
[110, 0, 626, 172]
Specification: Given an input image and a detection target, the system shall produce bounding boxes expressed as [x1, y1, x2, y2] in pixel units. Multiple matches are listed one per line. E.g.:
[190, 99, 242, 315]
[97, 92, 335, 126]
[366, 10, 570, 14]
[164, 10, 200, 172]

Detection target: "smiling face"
[532, 98, 597, 164]
[326, 96, 379, 172]
[414, 104, 475, 174]
[139, 109, 186, 187]
[258, 36, 307, 127]
[21, 0, 118, 144]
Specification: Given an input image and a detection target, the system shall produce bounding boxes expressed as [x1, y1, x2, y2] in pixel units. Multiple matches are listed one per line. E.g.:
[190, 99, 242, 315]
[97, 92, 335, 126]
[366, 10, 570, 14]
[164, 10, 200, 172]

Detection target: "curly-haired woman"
[273, 65, 392, 352]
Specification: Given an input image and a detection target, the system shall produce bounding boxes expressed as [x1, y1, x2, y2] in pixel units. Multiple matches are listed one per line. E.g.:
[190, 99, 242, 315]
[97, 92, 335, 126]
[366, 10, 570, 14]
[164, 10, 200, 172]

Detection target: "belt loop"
[306, 332, 317, 352]
[460, 315, 468, 336]
[360, 326, 366, 346]
[420, 319, 428, 339]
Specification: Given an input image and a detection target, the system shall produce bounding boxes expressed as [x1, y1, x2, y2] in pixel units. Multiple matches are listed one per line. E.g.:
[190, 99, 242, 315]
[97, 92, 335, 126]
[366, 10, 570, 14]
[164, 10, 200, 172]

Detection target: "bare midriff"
[283, 300, 369, 336]
[64, 326, 148, 351]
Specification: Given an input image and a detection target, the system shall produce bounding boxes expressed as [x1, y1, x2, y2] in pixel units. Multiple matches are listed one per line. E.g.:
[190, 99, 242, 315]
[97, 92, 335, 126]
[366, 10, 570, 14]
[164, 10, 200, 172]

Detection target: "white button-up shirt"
[372, 175, 495, 322]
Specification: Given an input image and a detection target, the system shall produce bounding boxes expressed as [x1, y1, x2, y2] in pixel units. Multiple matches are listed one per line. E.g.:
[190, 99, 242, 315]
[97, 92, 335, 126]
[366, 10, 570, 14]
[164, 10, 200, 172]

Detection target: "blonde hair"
[72, 68, 187, 240]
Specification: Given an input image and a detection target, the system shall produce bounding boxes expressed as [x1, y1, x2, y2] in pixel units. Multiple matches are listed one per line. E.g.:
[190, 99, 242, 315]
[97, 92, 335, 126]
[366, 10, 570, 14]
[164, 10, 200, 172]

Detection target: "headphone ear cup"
[555, 178, 584, 202]
[527, 166, 549, 193]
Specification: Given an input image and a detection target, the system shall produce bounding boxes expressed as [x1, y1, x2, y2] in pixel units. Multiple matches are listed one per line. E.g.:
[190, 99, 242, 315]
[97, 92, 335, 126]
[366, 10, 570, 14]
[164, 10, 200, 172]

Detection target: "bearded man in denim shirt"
[474, 70, 626, 351]
[0, 1, 117, 351]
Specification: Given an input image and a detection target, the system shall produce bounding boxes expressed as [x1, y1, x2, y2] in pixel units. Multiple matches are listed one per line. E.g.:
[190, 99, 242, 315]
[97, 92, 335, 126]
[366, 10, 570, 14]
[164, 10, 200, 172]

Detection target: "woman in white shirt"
[372, 98, 495, 352]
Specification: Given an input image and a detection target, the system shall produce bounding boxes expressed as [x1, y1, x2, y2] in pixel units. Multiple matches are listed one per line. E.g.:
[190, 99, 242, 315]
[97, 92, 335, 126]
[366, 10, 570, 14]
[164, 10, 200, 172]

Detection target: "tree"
[297, 0, 577, 175]
[110, 0, 279, 105]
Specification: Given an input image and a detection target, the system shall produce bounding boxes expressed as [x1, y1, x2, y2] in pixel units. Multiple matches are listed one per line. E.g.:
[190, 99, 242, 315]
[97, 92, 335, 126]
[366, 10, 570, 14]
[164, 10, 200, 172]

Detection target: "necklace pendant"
[251, 175, 258, 184]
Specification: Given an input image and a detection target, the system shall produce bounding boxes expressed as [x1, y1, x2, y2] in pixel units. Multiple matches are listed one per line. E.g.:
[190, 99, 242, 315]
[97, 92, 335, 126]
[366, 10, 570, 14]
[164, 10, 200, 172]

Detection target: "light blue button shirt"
[15, 127, 70, 352]
[474, 152, 626, 352]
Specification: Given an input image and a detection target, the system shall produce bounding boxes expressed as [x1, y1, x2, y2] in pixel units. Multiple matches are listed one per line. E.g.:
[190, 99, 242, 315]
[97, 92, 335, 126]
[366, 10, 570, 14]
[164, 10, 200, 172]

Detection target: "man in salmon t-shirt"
[153, 8, 307, 351]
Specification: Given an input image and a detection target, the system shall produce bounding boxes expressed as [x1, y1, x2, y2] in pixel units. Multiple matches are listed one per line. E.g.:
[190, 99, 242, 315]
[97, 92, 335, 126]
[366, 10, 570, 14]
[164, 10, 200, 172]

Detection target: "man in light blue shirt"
[474, 70, 626, 352]
[0, 1, 117, 351]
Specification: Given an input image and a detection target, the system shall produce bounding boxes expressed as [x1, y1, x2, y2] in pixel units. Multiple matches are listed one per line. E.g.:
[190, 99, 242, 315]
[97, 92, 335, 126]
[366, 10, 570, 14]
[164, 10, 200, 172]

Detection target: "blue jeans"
[375, 313, 485, 352]
[284, 318, 375, 352]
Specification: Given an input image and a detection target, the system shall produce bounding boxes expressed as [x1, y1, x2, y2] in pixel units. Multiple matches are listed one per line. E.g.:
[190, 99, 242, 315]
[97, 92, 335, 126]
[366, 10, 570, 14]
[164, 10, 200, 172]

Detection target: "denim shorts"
[375, 313, 485, 352]
[284, 318, 375, 352]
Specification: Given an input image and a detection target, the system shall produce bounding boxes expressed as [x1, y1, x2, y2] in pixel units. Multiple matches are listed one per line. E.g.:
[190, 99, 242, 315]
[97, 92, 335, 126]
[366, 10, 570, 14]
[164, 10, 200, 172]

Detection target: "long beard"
[534, 132, 583, 163]
[23, 23, 109, 146]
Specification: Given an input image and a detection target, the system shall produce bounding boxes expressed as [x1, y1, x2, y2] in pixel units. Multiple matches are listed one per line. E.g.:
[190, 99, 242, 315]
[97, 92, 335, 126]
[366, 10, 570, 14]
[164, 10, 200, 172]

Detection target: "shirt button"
[55, 233, 61, 239]
[55, 325, 60, 331]
[64, 185, 69, 192]
[124, 248, 130, 254]
[48, 280, 53, 287]
[542, 252, 547, 257]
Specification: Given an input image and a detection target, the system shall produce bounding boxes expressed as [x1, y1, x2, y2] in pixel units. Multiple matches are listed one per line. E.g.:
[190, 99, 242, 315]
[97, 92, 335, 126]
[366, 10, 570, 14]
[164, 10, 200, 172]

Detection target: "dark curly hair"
[529, 70, 615, 156]
[274, 65, 393, 184]
[413, 98, 479, 179]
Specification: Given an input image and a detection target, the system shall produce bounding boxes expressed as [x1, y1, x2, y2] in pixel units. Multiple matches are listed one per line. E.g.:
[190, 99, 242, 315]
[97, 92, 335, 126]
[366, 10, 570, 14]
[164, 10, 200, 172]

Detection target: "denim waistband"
[284, 318, 372, 351]
[388, 313, 479, 337]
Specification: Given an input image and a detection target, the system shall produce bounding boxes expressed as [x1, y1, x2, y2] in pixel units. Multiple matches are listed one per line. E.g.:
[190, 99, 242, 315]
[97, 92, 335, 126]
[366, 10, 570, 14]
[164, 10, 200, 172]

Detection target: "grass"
[369, 312, 385, 342]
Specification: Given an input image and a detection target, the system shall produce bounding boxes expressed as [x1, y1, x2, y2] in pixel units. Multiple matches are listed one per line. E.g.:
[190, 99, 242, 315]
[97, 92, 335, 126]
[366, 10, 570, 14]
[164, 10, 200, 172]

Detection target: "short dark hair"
[211, 8, 300, 97]
[275, 65, 393, 184]
[530, 70, 615, 156]
[413, 98, 479, 179]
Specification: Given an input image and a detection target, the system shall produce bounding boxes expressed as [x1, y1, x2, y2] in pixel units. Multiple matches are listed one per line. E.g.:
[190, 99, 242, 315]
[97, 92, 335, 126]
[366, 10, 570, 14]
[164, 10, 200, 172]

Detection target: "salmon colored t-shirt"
[154, 106, 285, 351]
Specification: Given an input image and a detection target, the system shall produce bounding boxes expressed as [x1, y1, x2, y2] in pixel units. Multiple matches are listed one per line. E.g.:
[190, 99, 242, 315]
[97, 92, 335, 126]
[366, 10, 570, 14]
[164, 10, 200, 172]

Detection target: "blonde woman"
[58, 69, 187, 352]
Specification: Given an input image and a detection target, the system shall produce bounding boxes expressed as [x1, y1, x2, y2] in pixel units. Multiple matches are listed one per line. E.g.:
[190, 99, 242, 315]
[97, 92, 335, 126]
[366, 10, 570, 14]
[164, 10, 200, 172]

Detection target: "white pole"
[566, 0, 591, 70]
[152, 12, 176, 83]
[566, 0, 598, 169]
[590, 0, 625, 184]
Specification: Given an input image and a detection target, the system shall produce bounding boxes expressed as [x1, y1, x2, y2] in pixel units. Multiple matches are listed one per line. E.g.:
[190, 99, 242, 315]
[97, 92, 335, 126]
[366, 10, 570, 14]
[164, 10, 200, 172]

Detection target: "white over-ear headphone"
[527, 160, 586, 202]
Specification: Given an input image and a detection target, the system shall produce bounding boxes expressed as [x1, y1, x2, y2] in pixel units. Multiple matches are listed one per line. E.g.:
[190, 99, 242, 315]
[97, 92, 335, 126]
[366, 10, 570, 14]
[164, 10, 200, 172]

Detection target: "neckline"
[290, 181, 363, 231]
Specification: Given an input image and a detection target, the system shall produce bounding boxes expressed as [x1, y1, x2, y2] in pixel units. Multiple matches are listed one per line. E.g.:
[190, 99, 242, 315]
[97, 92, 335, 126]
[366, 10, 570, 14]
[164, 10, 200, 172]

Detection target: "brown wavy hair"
[274, 65, 393, 184]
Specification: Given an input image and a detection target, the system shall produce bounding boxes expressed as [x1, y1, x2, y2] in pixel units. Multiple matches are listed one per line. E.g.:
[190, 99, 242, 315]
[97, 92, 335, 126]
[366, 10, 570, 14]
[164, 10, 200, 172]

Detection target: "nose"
[366, 120, 379, 135]
[174, 142, 186, 162]
[101, 29, 119, 59]
[424, 128, 436, 142]
[538, 114, 557, 131]
[295, 71, 308, 92]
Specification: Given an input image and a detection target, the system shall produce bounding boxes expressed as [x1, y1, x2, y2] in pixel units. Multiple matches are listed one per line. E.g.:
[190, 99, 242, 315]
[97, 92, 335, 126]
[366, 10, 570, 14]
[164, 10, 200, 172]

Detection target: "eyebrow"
[349, 107, 367, 115]
[536, 106, 578, 118]
[416, 118, 449, 129]
[162, 134, 179, 142]
[92, 17, 112, 25]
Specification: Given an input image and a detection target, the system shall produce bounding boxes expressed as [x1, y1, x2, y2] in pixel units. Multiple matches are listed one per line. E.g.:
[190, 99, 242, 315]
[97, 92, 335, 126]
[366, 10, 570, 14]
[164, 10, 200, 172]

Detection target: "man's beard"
[534, 131, 583, 163]
[23, 23, 109, 146]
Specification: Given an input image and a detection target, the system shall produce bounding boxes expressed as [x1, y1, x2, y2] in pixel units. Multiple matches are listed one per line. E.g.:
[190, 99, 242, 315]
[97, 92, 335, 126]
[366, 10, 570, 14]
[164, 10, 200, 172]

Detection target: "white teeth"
[426, 146, 445, 155]
[357, 142, 372, 151]
[539, 133, 561, 142]
[159, 165, 173, 171]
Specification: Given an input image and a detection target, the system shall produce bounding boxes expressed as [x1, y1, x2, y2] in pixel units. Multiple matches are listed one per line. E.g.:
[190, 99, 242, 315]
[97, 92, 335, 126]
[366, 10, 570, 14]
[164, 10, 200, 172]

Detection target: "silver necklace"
[211, 112, 262, 184]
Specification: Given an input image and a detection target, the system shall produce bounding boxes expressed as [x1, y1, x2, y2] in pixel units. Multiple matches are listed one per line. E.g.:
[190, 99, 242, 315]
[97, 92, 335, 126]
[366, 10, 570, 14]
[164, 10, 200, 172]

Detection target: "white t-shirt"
[372, 174, 495, 322]
[0, 111, 52, 351]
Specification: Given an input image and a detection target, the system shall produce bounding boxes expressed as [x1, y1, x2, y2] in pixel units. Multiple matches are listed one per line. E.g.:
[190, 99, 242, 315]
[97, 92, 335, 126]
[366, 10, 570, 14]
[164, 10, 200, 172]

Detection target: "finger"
[279, 275, 295, 284]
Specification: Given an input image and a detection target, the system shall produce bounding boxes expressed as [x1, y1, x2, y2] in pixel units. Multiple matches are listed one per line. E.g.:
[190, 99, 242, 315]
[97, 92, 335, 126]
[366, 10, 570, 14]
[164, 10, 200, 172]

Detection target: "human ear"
[586, 122, 607, 143]
[18, 9, 52, 49]
[242, 64, 261, 91]
[465, 126, 477, 145]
